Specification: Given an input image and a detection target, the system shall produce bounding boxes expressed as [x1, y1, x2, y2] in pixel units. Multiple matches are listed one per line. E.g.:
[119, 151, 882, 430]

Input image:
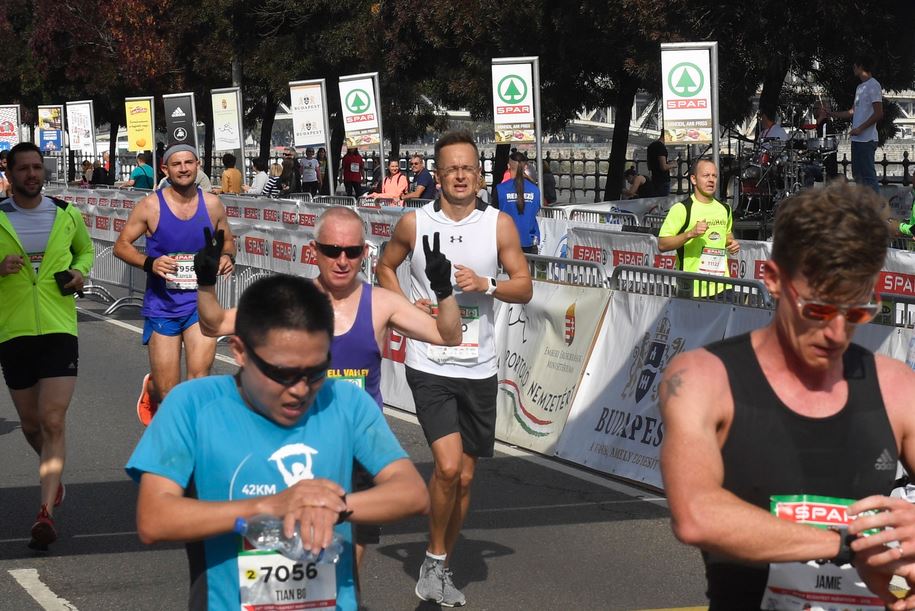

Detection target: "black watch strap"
[335, 493, 353, 525]
[828, 526, 855, 565]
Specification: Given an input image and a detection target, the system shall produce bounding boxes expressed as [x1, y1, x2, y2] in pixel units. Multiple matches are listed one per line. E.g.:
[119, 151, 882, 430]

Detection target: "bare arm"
[658, 221, 707, 253]
[661, 350, 843, 563]
[346, 458, 429, 524]
[205, 193, 236, 275]
[196, 286, 237, 337]
[137, 472, 346, 551]
[659, 155, 674, 172]
[381, 287, 462, 346]
[402, 184, 427, 200]
[492, 213, 533, 304]
[375, 212, 415, 299]
[113, 195, 155, 268]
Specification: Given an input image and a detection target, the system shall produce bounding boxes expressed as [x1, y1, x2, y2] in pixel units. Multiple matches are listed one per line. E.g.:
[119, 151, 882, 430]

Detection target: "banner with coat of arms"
[494, 281, 610, 454]
[554, 292, 731, 488]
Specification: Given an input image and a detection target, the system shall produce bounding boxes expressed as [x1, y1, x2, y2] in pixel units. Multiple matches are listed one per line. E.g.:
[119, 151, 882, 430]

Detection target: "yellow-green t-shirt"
[658, 195, 732, 295]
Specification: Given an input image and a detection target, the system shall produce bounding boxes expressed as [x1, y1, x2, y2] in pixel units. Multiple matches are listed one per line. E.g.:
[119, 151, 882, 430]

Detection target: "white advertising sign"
[290, 82, 328, 148]
[0, 104, 21, 151]
[661, 47, 713, 144]
[211, 88, 242, 151]
[491, 61, 535, 143]
[65, 101, 95, 157]
[339, 76, 380, 147]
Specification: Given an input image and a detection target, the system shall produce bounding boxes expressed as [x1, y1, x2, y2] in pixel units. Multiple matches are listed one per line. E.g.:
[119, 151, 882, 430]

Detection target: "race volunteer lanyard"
[762, 495, 885, 611]
[237, 544, 336, 610]
[164, 252, 197, 290]
[428, 304, 480, 363]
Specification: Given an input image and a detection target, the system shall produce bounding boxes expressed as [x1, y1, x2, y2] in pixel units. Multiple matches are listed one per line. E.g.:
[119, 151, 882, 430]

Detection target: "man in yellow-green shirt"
[658, 158, 739, 296]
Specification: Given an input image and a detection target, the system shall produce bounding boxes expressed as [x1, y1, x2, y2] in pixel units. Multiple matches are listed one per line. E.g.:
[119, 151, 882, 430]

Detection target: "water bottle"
[234, 515, 343, 564]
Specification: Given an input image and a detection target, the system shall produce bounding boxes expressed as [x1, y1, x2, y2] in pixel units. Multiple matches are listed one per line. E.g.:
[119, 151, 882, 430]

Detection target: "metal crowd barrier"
[314, 195, 357, 206]
[403, 198, 433, 209]
[539, 207, 568, 219]
[642, 212, 668, 230]
[876, 293, 915, 328]
[524, 254, 608, 288]
[609, 265, 773, 308]
[287, 193, 313, 203]
[83, 240, 147, 314]
[569, 209, 640, 226]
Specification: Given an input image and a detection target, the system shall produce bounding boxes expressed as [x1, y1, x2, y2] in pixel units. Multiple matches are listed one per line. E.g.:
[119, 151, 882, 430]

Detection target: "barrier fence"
[48, 184, 915, 491]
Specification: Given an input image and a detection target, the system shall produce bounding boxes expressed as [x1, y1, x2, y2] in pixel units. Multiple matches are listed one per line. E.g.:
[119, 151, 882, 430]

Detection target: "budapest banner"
[163, 92, 197, 148]
[65, 101, 95, 157]
[290, 81, 328, 148]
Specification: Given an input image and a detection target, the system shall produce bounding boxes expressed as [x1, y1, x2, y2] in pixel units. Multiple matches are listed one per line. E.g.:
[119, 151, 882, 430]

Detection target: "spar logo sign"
[496, 75, 529, 114]
[344, 89, 374, 123]
[666, 62, 707, 109]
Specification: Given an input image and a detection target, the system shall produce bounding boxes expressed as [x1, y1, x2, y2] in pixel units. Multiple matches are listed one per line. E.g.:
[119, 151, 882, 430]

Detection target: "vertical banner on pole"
[491, 59, 537, 144]
[124, 97, 155, 153]
[290, 79, 334, 190]
[66, 100, 96, 159]
[37, 105, 64, 152]
[0, 105, 22, 151]
[211, 87, 243, 152]
[163, 92, 198, 149]
[338, 73, 381, 149]
[660, 42, 718, 146]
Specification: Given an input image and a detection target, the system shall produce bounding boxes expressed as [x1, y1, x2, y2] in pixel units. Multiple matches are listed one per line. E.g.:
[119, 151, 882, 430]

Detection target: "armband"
[143, 256, 155, 273]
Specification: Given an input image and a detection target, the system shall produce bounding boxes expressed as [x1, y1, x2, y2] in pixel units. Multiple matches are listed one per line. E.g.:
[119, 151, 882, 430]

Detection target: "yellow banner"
[125, 99, 153, 152]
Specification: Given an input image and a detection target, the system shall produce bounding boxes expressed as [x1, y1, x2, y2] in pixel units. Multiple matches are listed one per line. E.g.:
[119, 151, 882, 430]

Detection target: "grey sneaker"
[415, 556, 444, 603]
[441, 568, 466, 607]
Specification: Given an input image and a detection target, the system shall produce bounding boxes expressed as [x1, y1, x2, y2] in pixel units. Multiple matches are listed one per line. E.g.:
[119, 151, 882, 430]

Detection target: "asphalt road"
[0, 296, 709, 610]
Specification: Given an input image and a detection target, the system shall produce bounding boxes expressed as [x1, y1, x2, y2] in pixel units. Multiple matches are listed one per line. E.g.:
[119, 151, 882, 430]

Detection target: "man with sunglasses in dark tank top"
[195, 205, 462, 575]
[660, 183, 915, 609]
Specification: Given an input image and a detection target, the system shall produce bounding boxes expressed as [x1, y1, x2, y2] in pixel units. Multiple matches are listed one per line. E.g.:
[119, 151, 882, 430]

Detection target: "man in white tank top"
[377, 130, 532, 606]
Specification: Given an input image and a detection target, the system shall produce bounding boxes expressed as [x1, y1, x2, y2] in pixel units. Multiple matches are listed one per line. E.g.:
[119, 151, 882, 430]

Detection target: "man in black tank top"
[659, 183, 915, 609]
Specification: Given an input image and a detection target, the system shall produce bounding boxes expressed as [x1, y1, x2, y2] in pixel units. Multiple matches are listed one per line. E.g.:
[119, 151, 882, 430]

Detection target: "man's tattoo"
[660, 370, 685, 401]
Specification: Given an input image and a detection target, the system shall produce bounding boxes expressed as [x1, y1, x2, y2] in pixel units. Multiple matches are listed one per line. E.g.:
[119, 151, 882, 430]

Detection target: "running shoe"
[28, 505, 57, 549]
[441, 568, 466, 607]
[136, 374, 158, 426]
[54, 482, 65, 508]
[415, 555, 445, 603]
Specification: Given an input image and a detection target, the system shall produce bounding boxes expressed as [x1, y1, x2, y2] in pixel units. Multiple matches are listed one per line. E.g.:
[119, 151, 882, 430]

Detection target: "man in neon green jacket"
[0, 142, 93, 550]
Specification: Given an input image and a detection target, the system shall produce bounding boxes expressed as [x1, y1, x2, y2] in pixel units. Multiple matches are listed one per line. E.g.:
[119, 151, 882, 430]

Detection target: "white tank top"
[407, 201, 499, 378]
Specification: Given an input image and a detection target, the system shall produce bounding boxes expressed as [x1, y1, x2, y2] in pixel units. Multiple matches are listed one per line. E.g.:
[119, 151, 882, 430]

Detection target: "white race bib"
[237, 548, 336, 610]
[349, 163, 360, 173]
[28, 253, 43, 275]
[428, 305, 480, 362]
[165, 252, 198, 290]
[763, 561, 884, 610]
[698, 247, 727, 276]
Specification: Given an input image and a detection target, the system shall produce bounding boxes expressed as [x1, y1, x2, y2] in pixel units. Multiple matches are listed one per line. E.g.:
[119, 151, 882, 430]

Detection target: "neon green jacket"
[0, 196, 94, 343]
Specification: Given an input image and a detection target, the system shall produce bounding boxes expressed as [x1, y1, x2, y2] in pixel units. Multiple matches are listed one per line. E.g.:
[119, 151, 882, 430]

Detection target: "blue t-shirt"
[130, 164, 154, 189]
[496, 179, 541, 247]
[125, 375, 408, 611]
[411, 168, 437, 200]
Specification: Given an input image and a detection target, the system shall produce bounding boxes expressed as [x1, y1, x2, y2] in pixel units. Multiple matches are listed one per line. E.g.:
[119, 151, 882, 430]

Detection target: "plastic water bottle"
[234, 515, 343, 564]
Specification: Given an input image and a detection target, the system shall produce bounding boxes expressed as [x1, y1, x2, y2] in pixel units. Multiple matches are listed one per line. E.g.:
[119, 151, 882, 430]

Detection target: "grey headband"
[162, 144, 199, 165]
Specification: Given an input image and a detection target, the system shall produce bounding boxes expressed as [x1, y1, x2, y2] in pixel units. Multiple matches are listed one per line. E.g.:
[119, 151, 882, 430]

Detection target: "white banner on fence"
[879, 248, 915, 298]
[555, 292, 731, 487]
[290, 81, 328, 148]
[65, 101, 95, 157]
[495, 282, 609, 453]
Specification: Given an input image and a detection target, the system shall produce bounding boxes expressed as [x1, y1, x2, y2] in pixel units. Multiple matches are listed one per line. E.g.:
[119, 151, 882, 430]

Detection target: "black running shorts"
[404, 366, 498, 458]
[0, 334, 79, 390]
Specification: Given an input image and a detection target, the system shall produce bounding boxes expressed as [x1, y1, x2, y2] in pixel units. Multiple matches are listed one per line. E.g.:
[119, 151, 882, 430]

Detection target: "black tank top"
[702, 333, 897, 609]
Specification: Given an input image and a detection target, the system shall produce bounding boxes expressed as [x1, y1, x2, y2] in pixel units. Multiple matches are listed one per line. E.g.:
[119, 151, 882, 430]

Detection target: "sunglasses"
[314, 242, 364, 259]
[787, 281, 880, 325]
[244, 341, 330, 387]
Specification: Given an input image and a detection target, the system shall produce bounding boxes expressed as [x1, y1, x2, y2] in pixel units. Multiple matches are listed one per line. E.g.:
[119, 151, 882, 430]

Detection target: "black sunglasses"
[314, 242, 364, 259]
[244, 342, 331, 387]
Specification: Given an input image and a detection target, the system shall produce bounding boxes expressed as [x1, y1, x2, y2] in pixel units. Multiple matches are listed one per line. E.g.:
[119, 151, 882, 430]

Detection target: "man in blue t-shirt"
[403, 154, 438, 201]
[125, 275, 429, 611]
[122, 152, 155, 189]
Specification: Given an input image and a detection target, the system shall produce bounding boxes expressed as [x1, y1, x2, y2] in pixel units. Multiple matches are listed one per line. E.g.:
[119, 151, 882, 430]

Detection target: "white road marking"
[8, 568, 79, 610]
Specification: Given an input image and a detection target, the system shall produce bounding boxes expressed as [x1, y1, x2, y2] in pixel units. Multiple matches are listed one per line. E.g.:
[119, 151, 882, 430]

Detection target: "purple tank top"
[330, 283, 382, 408]
[141, 188, 213, 318]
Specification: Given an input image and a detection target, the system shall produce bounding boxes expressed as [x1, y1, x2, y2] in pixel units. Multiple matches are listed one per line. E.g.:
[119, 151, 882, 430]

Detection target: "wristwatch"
[222, 253, 236, 265]
[827, 526, 855, 565]
[484, 277, 497, 296]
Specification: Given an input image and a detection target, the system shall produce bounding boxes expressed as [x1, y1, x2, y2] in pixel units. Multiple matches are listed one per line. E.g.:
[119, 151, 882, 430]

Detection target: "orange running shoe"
[28, 505, 57, 549]
[136, 374, 159, 426]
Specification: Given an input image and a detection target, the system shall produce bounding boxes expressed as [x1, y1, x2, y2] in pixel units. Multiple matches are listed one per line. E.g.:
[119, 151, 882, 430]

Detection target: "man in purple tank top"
[115, 145, 235, 426]
[660, 183, 915, 609]
[196, 205, 462, 574]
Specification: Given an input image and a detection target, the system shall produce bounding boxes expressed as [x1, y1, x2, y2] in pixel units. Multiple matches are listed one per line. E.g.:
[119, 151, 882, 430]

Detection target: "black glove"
[423, 232, 453, 301]
[194, 227, 223, 287]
